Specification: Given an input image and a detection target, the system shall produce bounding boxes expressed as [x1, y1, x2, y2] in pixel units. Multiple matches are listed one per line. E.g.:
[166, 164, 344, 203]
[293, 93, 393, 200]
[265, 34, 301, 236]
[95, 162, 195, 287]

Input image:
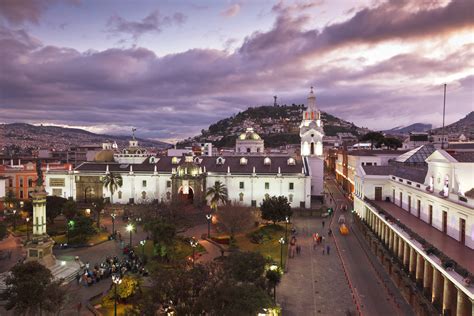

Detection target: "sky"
[0, 0, 473, 143]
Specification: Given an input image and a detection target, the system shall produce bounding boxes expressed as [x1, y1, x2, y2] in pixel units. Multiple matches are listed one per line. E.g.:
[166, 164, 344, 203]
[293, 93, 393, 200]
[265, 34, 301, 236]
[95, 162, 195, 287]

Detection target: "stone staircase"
[50, 259, 83, 284]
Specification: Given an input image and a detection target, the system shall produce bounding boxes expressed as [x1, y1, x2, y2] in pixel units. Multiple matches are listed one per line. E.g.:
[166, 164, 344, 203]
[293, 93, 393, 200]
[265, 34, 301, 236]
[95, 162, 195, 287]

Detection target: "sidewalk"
[277, 216, 355, 315]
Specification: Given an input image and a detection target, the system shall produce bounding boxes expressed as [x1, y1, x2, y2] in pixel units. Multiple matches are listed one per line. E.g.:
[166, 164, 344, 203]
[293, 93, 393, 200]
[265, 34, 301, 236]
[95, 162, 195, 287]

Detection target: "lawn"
[51, 231, 109, 245]
[234, 224, 288, 269]
[133, 238, 207, 262]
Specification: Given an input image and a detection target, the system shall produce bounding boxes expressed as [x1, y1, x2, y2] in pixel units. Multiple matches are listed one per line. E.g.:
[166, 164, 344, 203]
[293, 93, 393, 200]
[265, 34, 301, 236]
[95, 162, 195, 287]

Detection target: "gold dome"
[239, 128, 261, 140]
[94, 150, 115, 162]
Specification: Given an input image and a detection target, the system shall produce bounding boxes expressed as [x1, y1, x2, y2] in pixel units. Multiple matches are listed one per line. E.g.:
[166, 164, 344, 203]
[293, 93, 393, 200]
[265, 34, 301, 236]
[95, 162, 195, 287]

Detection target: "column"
[423, 260, 433, 297]
[409, 247, 416, 278]
[456, 288, 472, 316]
[415, 252, 424, 287]
[432, 269, 444, 308]
[398, 237, 404, 259]
[393, 234, 398, 255]
[403, 242, 410, 268]
[442, 277, 456, 316]
[389, 229, 394, 251]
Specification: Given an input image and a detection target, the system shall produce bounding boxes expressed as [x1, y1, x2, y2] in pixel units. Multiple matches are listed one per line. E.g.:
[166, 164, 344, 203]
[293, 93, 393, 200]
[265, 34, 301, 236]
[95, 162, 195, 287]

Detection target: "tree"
[4, 190, 17, 210]
[216, 204, 255, 240]
[265, 268, 282, 300]
[62, 199, 78, 220]
[144, 219, 177, 246]
[46, 196, 67, 223]
[0, 222, 7, 240]
[115, 276, 140, 302]
[68, 215, 96, 244]
[260, 196, 292, 225]
[102, 172, 123, 204]
[381, 137, 402, 149]
[3, 261, 65, 315]
[206, 181, 228, 212]
[23, 200, 33, 216]
[360, 132, 385, 149]
[91, 197, 105, 228]
[224, 252, 267, 284]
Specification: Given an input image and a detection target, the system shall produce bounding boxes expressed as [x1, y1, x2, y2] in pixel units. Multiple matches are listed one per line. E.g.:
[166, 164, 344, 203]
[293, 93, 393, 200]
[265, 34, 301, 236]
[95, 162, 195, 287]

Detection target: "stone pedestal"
[25, 236, 56, 267]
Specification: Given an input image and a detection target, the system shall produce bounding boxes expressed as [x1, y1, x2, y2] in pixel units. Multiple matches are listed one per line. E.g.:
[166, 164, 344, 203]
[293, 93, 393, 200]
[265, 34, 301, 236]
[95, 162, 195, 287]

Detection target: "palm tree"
[206, 181, 228, 212]
[102, 172, 123, 204]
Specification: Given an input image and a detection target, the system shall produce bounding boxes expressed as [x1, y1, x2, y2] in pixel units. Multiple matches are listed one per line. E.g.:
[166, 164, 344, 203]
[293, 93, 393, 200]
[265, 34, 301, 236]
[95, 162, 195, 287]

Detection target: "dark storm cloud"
[106, 10, 187, 41]
[0, 0, 473, 140]
[0, 0, 54, 25]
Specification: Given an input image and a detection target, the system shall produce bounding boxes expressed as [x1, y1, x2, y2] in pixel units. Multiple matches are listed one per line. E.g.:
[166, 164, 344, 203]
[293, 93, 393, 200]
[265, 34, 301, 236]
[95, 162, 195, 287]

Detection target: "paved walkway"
[326, 179, 413, 316]
[0, 234, 25, 273]
[278, 216, 355, 316]
[372, 200, 474, 273]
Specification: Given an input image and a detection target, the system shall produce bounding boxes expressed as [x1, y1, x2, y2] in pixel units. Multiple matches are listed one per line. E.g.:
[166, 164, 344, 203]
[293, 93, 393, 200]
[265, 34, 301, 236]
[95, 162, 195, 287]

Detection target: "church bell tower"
[300, 87, 324, 157]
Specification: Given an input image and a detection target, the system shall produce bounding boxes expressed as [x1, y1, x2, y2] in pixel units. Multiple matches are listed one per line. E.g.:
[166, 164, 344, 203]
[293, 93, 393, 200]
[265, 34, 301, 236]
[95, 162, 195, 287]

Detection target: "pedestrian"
[328, 228, 332, 236]
[326, 244, 331, 255]
[75, 273, 81, 285]
[322, 220, 325, 228]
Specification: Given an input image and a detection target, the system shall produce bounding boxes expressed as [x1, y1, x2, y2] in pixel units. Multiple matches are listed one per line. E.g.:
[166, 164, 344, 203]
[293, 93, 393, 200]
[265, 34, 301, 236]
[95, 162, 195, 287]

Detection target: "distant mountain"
[0, 123, 170, 154]
[178, 104, 370, 148]
[430, 111, 474, 137]
[383, 123, 432, 134]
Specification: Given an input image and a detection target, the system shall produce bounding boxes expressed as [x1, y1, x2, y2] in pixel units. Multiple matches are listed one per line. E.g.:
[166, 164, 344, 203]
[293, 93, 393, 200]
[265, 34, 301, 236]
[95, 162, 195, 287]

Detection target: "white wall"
[45, 172, 76, 199]
[0, 178, 6, 199]
[307, 156, 324, 196]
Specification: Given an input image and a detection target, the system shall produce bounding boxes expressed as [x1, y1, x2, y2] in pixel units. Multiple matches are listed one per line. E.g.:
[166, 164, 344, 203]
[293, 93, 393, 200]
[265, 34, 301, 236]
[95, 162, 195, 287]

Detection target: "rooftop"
[362, 165, 428, 184]
[449, 151, 474, 163]
[394, 144, 436, 164]
[370, 200, 474, 274]
[347, 149, 407, 157]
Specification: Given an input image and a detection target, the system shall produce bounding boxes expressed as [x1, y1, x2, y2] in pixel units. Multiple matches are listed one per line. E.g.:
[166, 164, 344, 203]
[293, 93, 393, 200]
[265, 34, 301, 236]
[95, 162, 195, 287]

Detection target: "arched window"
[287, 158, 295, 165]
[142, 191, 147, 199]
[239, 192, 244, 202]
[443, 175, 449, 197]
[310, 142, 315, 155]
[240, 157, 248, 165]
[216, 157, 225, 165]
[264, 157, 271, 165]
[172, 157, 179, 165]
[264, 193, 270, 200]
[118, 191, 122, 199]
[166, 192, 171, 200]
[289, 194, 293, 203]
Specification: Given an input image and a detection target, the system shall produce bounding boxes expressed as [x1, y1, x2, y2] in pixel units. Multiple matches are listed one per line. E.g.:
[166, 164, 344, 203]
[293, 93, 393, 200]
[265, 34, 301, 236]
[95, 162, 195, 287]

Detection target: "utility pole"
[441, 83, 447, 149]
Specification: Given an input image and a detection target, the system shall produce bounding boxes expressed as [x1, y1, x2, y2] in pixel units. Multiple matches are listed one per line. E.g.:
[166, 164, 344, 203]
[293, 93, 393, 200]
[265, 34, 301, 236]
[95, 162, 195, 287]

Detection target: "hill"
[178, 104, 369, 148]
[383, 123, 432, 135]
[430, 111, 474, 138]
[0, 123, 170, 154]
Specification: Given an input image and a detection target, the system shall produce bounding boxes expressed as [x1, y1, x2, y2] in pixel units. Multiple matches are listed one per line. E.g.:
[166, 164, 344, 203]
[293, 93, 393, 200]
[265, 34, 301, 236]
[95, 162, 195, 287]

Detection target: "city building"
[402, 132, 430, 150]
[235, 127, 264, 154]
[0, 161, 72, 202]
[335, 149, 408, 197]
[45, 88, 325, 208]
[353, 148, 474, 316]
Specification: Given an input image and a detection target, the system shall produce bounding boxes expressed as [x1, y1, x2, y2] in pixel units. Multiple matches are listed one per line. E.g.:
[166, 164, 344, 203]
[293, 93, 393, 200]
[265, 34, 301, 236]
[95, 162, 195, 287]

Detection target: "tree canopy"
[260, 196, 292, 224]
[46, 196, 68, 223]
[3, 261, 65, 314]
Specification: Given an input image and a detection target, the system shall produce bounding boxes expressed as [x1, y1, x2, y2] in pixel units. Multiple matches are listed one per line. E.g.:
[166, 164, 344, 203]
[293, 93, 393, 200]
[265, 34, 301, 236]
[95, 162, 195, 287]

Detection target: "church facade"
[45, 89, 325, 208]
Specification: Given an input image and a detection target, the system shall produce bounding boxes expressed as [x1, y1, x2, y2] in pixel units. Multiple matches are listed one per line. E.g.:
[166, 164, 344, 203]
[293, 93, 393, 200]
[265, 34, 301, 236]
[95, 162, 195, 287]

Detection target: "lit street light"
[190, 237, 198, 268]
[126, 224, 134, 247]
[269, 264, 278, 302]
[26, 217, 30, 241]
[111, 213, 116, 239]
[12, 210, 17, 231]
[278, 237, 285, 268]
[285, 216, 289, 242]
[112, 274, 122, 316]
[140, 240, 146, 258]
[206, 213, 212, 238]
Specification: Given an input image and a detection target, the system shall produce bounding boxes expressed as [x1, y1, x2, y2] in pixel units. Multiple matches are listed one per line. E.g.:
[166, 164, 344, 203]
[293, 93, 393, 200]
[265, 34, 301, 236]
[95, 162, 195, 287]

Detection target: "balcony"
[365, 199, 474, 276]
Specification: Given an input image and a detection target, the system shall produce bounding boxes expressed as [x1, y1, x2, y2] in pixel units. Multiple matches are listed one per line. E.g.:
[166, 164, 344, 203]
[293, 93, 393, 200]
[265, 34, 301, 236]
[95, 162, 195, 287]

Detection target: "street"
[326, 178, 413, 316]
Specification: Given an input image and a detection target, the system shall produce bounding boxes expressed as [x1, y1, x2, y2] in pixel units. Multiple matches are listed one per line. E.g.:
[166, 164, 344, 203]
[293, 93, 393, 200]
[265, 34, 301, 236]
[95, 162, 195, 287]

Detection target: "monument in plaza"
[25, 160, 56, 266]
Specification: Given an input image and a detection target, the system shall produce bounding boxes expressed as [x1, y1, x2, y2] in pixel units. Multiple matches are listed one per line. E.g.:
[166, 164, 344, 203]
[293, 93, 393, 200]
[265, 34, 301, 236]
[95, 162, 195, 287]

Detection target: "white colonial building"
[45, 88, 325, 208]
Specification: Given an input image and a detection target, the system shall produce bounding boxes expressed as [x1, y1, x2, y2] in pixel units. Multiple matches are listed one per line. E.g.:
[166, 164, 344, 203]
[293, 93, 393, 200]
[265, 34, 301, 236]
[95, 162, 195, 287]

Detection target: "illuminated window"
[264, 193, 270, 200]
[287, 158, 295, 165]
[216, 157, 225, 165]
[171, 157, 179, 165]
[264, 157, 271, 165]
[239, 193, 244, 202]
[142, 191, 146, 199]
[240, 157, 248, 165]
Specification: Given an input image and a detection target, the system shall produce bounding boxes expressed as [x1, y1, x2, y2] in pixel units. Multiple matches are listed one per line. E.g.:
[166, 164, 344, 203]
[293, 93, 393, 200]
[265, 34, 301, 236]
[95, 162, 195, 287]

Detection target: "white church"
[45, 89, 325, 208]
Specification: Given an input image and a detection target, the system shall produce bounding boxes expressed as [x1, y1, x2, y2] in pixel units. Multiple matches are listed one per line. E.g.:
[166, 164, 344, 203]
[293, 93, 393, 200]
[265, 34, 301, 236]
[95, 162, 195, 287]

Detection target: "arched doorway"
[178, 186, 194, 204]
[84, 187, 95, 202]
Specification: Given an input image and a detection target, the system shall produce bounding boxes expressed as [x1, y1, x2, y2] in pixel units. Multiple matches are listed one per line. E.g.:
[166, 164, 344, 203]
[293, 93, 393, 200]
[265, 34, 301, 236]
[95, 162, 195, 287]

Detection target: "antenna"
[274, 95, 277, 106]
[441, 84, 446, 149]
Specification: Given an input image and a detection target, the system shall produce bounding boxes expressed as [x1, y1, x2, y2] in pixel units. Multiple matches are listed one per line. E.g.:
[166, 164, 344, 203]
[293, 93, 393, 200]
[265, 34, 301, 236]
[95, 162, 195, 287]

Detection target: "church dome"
[239, 128, 261, 140]
[94, 150, 115, 162]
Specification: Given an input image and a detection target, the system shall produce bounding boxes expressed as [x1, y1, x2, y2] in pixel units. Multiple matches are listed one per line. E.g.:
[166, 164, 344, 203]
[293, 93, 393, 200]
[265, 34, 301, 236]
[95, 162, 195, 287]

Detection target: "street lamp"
[111, 213, 116, 239]
[126, 224, 134, 247]
[12, 210, 17, 231]
[112, 274, 122, 316]
[285, 216, 289, 242]
[269, 264, 278, 302]
[190, 237, 198, 268]
[26, 217, 30, 241]
[206, 213, 212, 238]
[140, 240, 146, 258]
[67, 220, 74, 245]
[278, 237, 285, 268]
